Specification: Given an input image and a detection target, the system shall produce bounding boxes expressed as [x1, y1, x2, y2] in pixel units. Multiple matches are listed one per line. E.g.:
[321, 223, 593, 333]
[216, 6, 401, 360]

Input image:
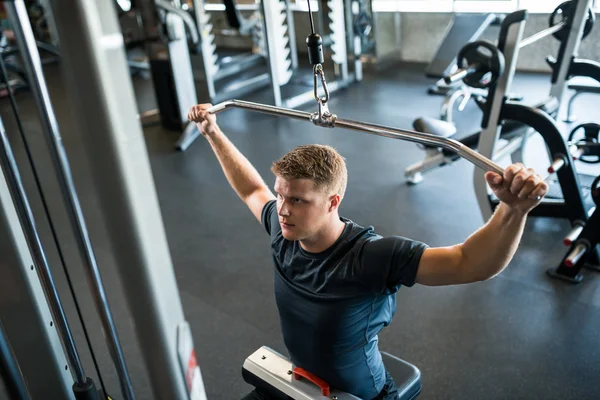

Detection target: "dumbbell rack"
[548, 124, 600, 282]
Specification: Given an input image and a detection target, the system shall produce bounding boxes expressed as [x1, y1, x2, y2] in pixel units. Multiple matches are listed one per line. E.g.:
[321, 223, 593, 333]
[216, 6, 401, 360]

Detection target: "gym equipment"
[0, 121, 77, 398]
[0, 320, 31, 400]
[262, 0, 362, 108]
[5, 2, 135, 397]
[426, 13, 501, 122]
[439, 10, 575, 118]
[473, 7, 593, 220]
[426, 13, 499, 87]
[406, 0, 593, 185]
[190, 0, 271, 102]
[178, 0, 364, 151]
[127, 0, 201, 153]
[207, 99, 503, 176]
[457, 3, 599, 283]
[0, 109, 102, 399]
[567, 122, 600, 164]
[48, 0, 207, 397]
[536, 0, 600, 123]
[201, 3, 504, 178]
[353, 10, 372, 38]
[116, 0, 151, 78]
[0, 18, 60, 97]
[445, 17, 574, 86]
[550, 174, 600, 283]
[446, 40, 505, 89]
[546, 0, 600, 114]
[549, 0, 596, 42]
[241, 346, 421, 399]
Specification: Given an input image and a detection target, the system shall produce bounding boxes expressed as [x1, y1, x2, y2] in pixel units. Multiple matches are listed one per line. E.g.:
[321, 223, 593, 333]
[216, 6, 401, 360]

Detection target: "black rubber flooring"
[1, 61, 599, 400]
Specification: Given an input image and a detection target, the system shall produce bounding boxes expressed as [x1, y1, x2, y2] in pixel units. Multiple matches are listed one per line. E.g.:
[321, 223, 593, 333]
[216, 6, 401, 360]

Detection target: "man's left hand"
[485, 163, 549, 214]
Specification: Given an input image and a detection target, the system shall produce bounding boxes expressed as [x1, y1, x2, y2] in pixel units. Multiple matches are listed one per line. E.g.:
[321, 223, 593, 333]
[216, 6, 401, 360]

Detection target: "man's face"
[274, 177, 335, 241]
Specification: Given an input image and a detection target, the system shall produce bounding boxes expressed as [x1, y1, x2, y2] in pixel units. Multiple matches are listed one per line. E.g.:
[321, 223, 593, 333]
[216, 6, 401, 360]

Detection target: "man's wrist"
[204, 126, 222, 139]
[498, 202, 528, 219]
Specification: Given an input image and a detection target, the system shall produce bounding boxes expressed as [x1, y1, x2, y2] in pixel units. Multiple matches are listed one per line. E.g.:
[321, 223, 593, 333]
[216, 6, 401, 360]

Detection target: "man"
[188, 104, 548, 400]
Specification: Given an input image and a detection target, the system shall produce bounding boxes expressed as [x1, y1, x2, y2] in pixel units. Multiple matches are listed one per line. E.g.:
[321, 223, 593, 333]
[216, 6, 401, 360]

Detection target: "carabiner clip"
[313, 64, 330, 105]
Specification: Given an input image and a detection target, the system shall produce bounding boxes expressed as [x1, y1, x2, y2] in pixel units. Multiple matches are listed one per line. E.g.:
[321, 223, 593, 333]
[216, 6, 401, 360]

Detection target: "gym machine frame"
[45, 0, 208, 398]
[4, 1, 139, 398]
[427, 13, 501, 123]
[546, 0, 600, 116]
[179, 0, 365, 152]
[0, 108, 104, 399]
[469, 2, 600, 282]
[261, 0, 363, 110]
[132, 0, 202, 153]
[190, 0, 272, 104]
[0, 118, 75, 399]
[474, 7, 589, 220]
[404, 0, 594, 185]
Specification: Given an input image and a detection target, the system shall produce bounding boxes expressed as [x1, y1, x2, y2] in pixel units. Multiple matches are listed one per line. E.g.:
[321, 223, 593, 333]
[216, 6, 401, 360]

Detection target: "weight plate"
[549, 1, 595, 42]
[591, 175, 600, 206]
[353, 12, 372, 37]
[456, 40, 505, 89]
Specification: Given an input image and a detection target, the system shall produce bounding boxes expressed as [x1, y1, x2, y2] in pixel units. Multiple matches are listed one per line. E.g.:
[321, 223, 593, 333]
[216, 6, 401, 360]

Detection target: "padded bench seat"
[241, 346, 422, 400]
[412, 95, 559, 153]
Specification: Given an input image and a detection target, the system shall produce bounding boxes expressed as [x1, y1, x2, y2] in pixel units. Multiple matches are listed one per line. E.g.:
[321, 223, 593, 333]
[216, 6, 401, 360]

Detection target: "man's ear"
[328, 194, 342, 212]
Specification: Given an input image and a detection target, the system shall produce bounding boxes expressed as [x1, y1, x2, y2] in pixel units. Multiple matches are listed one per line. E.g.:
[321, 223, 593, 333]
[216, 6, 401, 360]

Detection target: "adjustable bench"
[405, 96, 559, 184]
[241, 346, 421, 400]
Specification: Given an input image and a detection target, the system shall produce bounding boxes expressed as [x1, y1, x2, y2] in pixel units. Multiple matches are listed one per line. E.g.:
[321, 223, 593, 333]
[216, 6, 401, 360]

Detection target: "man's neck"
[300, 217, 346, 254]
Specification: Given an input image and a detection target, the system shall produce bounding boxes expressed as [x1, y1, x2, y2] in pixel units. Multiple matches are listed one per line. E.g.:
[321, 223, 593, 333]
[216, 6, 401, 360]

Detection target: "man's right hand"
[188, 104, 219, 137]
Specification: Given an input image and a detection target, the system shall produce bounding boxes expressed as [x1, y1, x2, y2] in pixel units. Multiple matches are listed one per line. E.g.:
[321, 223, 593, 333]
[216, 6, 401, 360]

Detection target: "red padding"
[292, 367, 331, 396]
[565, 259, 574, 267]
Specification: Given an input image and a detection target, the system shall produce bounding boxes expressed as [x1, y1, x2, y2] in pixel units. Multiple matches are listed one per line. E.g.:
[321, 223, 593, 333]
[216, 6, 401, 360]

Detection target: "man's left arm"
[415, 164, 549, 286]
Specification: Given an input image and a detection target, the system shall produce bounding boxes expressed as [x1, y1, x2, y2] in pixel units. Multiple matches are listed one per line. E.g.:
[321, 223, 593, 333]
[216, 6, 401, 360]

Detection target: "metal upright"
[47, 0, 207, 398]
[0, 120, 74, 398]
[5, 2, 134, 398]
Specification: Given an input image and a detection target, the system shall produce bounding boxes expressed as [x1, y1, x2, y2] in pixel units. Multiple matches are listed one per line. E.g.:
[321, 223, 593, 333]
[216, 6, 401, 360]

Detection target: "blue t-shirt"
[261, 200, 428, 399]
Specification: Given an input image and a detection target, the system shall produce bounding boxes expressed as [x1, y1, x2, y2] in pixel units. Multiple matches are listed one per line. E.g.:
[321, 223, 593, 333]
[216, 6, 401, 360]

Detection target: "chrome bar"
[207, 100, 505, 175]
[444, 67, 476, 85]
[519, 22, 565, 49]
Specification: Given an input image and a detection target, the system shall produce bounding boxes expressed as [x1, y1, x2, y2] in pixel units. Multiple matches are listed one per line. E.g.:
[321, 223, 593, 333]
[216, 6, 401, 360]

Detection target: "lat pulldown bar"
[207, 100, 505, 176]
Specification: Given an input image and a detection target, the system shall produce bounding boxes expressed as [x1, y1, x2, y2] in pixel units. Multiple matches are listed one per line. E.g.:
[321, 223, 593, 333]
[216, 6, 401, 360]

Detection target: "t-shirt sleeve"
[358, 236, 429, 294]
[261, 199, 280, 238]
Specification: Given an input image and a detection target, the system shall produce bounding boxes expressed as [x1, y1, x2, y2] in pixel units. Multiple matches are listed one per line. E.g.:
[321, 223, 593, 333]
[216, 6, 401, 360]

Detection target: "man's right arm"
[189, 104, 275, 222]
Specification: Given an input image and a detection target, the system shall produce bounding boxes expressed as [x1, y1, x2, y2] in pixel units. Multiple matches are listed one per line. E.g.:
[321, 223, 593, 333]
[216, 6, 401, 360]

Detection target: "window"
[453, 1, 518, 13]
[372, 1, 453, 12]
[374, 0, 599, 13]
[518, 0, 568, 13]
[374, 1, 448, 12]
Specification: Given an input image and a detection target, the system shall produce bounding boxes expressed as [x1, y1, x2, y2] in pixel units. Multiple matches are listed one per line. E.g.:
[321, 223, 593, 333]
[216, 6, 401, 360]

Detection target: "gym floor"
[2, 60, 600, 400]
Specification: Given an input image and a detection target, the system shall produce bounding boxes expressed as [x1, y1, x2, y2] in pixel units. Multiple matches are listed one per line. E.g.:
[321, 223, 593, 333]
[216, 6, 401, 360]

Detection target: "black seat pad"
[413, 116, 457, 138]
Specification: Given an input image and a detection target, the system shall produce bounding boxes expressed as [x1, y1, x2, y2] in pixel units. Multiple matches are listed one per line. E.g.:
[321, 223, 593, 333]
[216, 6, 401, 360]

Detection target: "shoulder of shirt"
[340, 217, 380, 244]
